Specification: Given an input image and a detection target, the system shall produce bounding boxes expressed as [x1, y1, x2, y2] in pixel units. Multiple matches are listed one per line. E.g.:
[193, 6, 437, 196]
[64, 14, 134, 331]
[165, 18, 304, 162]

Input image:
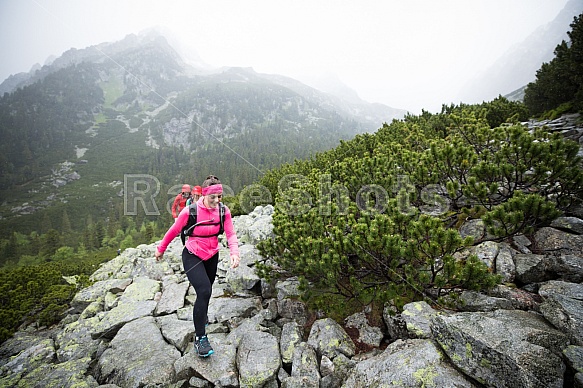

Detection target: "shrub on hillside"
[257, 108, 583, 316]
[524, 14, 583, 116]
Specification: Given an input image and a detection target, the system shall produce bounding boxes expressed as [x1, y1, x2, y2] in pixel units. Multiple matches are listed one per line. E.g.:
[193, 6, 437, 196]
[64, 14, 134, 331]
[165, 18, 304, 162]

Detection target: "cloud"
[0, 0, 571, 113]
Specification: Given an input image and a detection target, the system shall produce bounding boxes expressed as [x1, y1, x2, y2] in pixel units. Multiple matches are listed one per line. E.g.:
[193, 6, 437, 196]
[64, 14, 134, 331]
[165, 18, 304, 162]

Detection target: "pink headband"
[202, 184, 223, 196]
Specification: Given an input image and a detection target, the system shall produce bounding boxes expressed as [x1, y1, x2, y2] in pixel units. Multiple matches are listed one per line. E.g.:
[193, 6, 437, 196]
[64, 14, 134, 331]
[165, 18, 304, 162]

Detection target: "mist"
[0, 0, 576, 112]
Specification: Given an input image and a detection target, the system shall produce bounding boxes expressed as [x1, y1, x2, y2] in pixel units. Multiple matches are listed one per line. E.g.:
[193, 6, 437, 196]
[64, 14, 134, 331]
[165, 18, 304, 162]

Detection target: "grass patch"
[99, 76, 125, 108]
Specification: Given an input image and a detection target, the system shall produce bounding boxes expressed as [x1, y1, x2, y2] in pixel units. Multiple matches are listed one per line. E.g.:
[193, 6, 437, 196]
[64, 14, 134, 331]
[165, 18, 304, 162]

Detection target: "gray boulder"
[288, 341, 319, 387]
[383, 303, 409, 340]
[552, 254, 583, 282]
[19, 357, 97, 388]
[551, 216, 583, 234]
[156, 313, 195, 353]
[496, 242, 517, 282]
[344, 311, 384, 348]
[0, 335, 56, 386]
[90, 280, 158, 340]
[431, 309, 569, 387]
[474, 240, 499, 270]
[237, 331, 281, 387]
[225, 308, 273, 347]
[563, 345, 583, 388]
[54, 316, 103, 362]
[70, 278, 132, 313]
[232, 205, 275, 245]
[539, 281, 583, 346]
[154, 280, 189, 316]
[514, 253, 553, 284]
[489, 284, 542, 311]
[321, 354, 356, 388]
[275, 277, 309, 326]
[307, 318, 355, 359]
[280, 321, 303, 364]
[225, 264, 261, 294]
[342, 339, 475, 387]
[174, 338, 238, 386]
[96, 316, 181, 386]
[458, 290, 514, 311]
[401, 301, 442, 339]
[533, 227, 583, 256]
[90, 247, 174, 282]
[208, 296, 262, 323]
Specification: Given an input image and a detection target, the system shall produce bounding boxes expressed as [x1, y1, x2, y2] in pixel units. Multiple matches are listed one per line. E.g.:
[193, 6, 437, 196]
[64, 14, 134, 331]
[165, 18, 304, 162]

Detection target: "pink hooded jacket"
[157, 197, 239, 260]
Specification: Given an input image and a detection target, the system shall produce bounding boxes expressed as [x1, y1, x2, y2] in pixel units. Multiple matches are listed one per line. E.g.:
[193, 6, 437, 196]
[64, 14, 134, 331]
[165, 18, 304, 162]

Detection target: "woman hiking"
[171, 184, 191, 218]
[186, 185, 202, 206]
[155, 175, 240, 357]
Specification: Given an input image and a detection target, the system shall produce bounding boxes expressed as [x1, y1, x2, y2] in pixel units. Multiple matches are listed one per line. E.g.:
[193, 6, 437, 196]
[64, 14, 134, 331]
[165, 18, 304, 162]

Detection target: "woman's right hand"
[155, 250, 164, 262]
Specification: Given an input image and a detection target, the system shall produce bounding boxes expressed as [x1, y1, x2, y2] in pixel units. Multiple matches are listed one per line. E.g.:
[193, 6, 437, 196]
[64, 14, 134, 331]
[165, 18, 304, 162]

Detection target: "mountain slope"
[0, 31, 405, 237]
[458, 0, 583, 103]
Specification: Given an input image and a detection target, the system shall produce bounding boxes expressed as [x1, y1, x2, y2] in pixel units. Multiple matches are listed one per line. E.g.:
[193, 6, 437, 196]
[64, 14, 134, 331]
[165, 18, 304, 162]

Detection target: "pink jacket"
[157, 198, 239, 260]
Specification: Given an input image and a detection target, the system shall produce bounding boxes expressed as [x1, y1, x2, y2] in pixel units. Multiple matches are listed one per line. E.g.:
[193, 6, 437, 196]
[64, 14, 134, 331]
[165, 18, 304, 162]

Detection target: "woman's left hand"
[230, 255, 240, 269]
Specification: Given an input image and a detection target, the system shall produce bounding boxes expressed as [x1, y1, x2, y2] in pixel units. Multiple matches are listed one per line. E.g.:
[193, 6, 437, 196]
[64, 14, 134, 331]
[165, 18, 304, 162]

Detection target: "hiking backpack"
[180, 202, 225, 245]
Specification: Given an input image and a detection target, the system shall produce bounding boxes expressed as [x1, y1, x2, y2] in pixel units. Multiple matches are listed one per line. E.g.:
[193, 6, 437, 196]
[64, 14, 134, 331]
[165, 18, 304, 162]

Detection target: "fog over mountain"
[0, 29, 411, 239]
[0, 0, 574, 113]
[458, 0, 583, 105]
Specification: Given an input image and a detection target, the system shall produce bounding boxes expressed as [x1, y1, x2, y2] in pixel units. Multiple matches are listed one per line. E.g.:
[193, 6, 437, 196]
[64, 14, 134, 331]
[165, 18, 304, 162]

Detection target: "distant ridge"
[457, 0, 583, 104]
[0, 30, 406, 236]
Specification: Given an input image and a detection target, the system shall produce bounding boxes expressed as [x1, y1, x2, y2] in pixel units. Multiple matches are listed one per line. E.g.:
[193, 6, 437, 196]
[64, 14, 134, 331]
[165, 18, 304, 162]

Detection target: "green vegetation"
[99, 75, 125, 108]
[0, 249, 112, 343]
[0, 32, 372, 343]
[524, 14, 583, 117]
[0, 64, 103, 188]
[0, 217, 168, 342]
[255, 16, 583, 321]
[0, 62, 370, 244]
[256, 98, 582, 317]
[0, 212, 169, 268]
[150, 74, 370, 191]
[1, 18, 582, 344]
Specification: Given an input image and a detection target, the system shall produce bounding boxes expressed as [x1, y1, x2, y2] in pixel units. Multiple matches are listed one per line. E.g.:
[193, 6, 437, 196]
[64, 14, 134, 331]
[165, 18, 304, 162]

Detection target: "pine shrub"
[257, 105, 582, 315]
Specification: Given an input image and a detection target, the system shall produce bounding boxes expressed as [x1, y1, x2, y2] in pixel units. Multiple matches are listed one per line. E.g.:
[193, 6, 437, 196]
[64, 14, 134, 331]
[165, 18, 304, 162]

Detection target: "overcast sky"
[0, 0, 573, 113]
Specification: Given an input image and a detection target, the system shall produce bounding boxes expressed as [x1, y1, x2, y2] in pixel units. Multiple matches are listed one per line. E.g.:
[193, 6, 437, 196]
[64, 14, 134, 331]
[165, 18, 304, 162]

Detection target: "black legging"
[182, 248, 218, 337]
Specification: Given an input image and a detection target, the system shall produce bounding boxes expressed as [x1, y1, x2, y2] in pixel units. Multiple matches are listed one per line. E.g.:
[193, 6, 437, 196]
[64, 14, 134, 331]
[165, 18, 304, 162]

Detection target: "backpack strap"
[180, 203, 198, 245]
[218, 202, 225, 235]
[181, 202, 226, 244]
